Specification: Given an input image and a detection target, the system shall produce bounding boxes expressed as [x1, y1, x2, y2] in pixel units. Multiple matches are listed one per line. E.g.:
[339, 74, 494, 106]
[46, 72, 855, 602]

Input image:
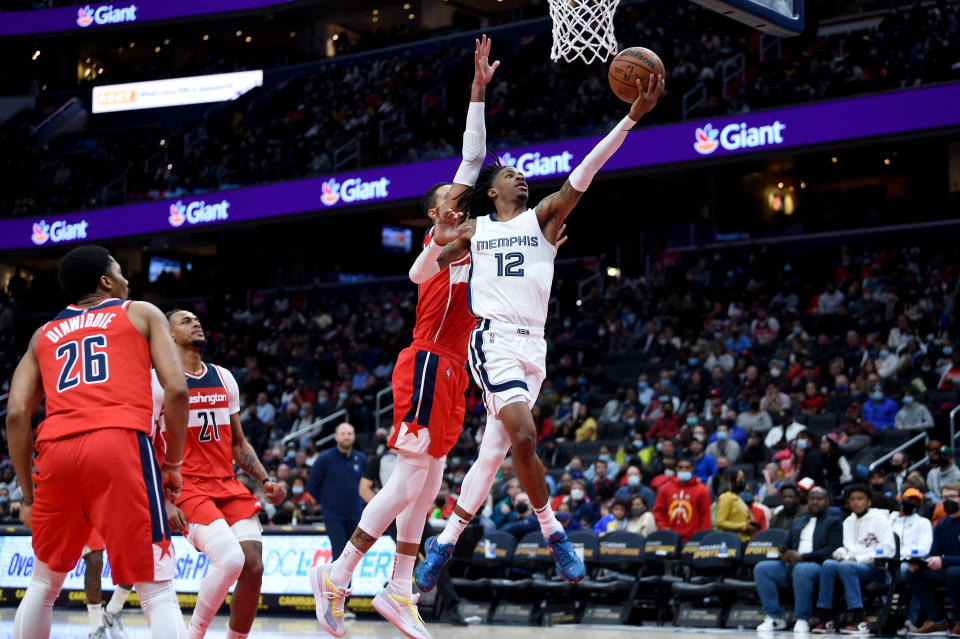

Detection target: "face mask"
[627, 475, 640, 487]
[871, 391, 883, 401]
[793, 326, 802, 335]
[515, 501, 530, 515]
[664, 469, 675, 477]
[796, 439, 808, 450]
[339, 392, 349, 401]
[239, 401, 246, 409]
[716, 431, 728, 441]
[570, 488, 585, 501]
[879, 350, 890, 359]
[570, 470, 583, 479]
[784, 264, 792, 273]
[659, 395, 670, 403]
[944, 347, 954, 356]
[693, 433, 705, 442]
[686, 417, 698, 426]
[836, 384, 847, 393]
[632, 439, 644, 450]
[943, 499, 960, 515]
[901, 501, 918, 516]
[267, 384, 277, 393]
[689, 358, 699, 367]
[638, 381, 648, 391]
[903, 396, 914, 405]
[292, 486, 304, 495]
[598, 454, 610, 462]
[677, 471, 692, 483]
[770, 368, 782, 378]
[629, 508, 646, 518]
[922, 365, 932, 372]
[299, 410, 306, 417]
[655, 443, 663, 452]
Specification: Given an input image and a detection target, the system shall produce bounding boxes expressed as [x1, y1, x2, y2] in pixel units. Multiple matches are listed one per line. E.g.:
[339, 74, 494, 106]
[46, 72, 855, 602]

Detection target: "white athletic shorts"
[468, 319, 546, 416]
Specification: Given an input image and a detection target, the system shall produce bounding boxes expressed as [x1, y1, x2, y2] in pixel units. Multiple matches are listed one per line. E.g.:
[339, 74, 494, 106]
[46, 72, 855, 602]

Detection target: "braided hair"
[456, 152, 511, 218]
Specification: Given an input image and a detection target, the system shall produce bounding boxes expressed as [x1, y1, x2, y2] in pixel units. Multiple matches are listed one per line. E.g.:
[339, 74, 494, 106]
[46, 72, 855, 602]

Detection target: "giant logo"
[30, 219, 89, 246]
[500, 150, 574, 178]
[168, 199, 230, 227]
[319, 177, 390, 207]
[76, 4, 138, 28]
[694, 120, 787, 155]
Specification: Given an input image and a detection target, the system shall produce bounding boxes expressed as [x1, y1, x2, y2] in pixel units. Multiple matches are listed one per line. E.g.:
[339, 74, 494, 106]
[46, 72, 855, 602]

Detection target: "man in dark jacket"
[755, 487, 843, 632]
[905, 482, 960, 635]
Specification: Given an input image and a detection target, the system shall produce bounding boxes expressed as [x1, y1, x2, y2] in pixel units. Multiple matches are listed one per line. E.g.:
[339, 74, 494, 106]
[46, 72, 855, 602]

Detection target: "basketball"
[608, 47, 666, 103]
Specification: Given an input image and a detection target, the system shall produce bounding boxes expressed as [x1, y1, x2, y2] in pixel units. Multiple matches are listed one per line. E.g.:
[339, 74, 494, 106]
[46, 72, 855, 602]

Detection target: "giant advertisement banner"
[92, 71, 263, 114]
[0, 1, 295, 36]
[2, 82, 959, 252]
[0, 533, 395, 598]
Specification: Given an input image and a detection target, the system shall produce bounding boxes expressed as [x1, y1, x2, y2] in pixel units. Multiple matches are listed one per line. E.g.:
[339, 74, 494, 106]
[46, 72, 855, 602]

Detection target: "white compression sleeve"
[453, 102, 486, 186]
[136, 580, 187, 639]
[567, 114, 637, 192]
[408, 233, 445, 284]
[13, 560, 66, 639]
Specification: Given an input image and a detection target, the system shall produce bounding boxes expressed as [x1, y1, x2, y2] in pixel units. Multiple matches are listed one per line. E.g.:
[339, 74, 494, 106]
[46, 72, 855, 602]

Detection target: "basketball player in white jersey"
[415, 73, 665, 589]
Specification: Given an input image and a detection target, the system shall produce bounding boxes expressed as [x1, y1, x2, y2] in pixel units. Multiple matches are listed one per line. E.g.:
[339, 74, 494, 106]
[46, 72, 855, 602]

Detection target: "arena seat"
[671, 531, 744, 601]
[806, 413, 837, 437]
[722, 528, 789, 597]
[638, 530, 682, 624]
[577, 531, 646, 624]
[486, 531, 548, 624]
[450, 531, 518, 622]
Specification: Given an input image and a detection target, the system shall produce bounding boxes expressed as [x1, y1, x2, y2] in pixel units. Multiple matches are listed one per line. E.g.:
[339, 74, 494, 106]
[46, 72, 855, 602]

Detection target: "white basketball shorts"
[468, 319, 547, 416]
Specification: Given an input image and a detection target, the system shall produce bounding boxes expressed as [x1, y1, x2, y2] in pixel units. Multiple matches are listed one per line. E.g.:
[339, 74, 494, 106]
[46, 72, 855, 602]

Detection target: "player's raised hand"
[432, 208, 469, 245]
[474, 34, 500, 87]
[264, 479, 286, 505]
[165, 501, 187, 533]
[629, 73, 665, 121]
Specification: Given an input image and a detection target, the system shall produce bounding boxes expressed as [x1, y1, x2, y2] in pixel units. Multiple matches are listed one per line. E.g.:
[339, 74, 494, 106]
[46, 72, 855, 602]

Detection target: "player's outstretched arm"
[230, 413, 286, 505]
[5, 329, 43, 527]
[536, 73, 664, 242]
[437, 218, 476, 270]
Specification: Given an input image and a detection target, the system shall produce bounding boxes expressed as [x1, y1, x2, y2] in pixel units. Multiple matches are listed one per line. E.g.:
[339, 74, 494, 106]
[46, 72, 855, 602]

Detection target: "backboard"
[689, 0, 805, 37]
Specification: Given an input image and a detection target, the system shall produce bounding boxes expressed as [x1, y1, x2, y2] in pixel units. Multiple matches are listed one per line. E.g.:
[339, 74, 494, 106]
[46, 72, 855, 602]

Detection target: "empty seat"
[672, 531, 744, 601]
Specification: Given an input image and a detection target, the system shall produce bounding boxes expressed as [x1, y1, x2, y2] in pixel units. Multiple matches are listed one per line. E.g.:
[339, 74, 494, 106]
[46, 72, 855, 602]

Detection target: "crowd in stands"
[3, 0, 960, 220]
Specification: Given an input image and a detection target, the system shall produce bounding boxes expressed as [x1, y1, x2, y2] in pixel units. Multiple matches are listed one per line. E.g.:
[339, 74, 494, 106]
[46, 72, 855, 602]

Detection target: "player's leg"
[104, 583, 133, 638]
[226, 515, 265, 639]
[372, 456, 444, 639]
[134, 579, 186, 639]
[83, 548, 105, 633]
[185, 518, 245, 638]
[13, 560, 69, 639]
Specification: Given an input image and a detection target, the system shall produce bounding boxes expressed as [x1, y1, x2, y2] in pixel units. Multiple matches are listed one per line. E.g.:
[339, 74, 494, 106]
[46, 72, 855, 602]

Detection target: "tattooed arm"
[437, 218, 476, 270]
[231, 413, 285, 504]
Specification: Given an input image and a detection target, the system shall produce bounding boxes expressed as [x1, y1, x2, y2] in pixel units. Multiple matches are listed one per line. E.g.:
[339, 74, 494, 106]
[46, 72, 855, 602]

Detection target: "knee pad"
[187, 519, 245, 580]
[230, 515, 263, 544]
[31, 561, 67, 605]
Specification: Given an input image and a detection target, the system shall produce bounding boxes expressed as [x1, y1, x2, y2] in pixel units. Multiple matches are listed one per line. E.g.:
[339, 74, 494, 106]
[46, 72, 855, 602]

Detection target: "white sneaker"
[372, 589, 432, 639]
[309, 563, 351, 638]
[102, 610, 128, 639]
[758, 617, 788, 631]
[795, 620, 811, 633]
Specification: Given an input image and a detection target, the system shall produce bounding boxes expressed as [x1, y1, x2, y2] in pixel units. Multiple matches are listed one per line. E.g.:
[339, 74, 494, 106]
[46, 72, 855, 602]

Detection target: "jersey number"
[55, 335, 109, 392]
[494, 252, 525, 277]
[198, 411, 221, 442]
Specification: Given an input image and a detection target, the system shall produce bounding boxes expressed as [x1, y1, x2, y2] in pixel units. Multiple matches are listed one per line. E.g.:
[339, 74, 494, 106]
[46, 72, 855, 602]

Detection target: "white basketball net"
[548, 0, 620, 65]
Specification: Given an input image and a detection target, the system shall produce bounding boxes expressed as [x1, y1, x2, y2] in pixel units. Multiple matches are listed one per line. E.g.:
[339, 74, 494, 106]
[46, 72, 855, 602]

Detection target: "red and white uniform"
[152, 363, 260, 526]
[389, 229, 474, 458]
[32, 298, 174, 584]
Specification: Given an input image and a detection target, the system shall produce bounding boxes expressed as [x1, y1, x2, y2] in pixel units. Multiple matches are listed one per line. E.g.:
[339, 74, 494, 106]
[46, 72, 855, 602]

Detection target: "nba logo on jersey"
[489, 334, 496, 344]
[445, 367, 451, 379]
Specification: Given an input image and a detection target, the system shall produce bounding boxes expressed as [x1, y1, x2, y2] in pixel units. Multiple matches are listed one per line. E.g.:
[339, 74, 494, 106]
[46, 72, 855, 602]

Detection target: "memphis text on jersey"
[475, 235, 540, 251]
[44, 311, 118, 343]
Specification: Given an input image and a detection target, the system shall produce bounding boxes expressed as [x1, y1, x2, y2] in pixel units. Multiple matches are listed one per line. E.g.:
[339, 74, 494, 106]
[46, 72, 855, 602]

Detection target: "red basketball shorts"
[176, 476, 261, 526]
[389, 341, 468, 459]
[31, 428, 174, 584]
[82, 529, 105, 556]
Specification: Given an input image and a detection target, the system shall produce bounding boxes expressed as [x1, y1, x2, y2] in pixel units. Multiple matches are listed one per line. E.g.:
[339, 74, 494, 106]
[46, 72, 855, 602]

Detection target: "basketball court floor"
[0, 609, 780, 638]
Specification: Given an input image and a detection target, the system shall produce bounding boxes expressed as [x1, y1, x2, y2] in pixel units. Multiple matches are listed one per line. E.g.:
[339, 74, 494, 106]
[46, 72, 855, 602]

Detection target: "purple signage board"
[3, 82, 959, 252]
[0, 0, 294, 37]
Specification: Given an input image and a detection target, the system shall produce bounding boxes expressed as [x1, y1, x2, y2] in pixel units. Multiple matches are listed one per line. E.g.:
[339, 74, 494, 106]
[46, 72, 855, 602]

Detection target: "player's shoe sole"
[309, 563, 350, 638]
[372, 589, 432, 639]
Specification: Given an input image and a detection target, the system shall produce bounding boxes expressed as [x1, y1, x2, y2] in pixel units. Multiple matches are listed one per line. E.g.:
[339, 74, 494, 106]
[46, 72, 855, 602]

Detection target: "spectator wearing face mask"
[593, 498, 630, 536]
[653, 459, 712, 541]
[927, 446, 960, 505]
[861, 381, 898, 430]
[904, 482, 960, 636]
[626, 495, 657, 536]
[290, 476, 317, 520]
[867, 469, 901, 511]
[687, 436, 717, 483]
[895, 388, 934, 430]
[936, 348, 960, 390]
[706, 423, 741, 463]
[585, 448, 619, 481]
[499, 492, 540, 539]
[716, 469, 759, 543]
[760, 382, 791, 418]
[566, 479, 598, 528]
[741, 429, 770, 472]
[889, 488, 932, 634]
[646, 401, 679, 439]
[769, 484, 807, 530]
[614, 465, 655, 508]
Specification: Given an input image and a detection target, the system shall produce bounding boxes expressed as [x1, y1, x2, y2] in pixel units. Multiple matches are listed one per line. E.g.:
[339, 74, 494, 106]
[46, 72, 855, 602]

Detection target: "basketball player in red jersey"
[153, 309, 285, 639]
[5, 244, 189, 638]
[311, 36, 500, 639]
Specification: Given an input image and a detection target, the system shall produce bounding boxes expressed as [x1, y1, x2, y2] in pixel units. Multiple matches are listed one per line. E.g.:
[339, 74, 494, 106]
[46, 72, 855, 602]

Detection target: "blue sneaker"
[546, 530, 586, 582]
[414, 536, 455, 593]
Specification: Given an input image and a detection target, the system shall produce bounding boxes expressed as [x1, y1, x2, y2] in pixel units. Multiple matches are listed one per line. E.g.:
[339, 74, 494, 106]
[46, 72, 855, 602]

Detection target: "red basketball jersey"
[35, 299, 152, 444]
[152, 362, 239, 479]
[412, 228, 474, 362]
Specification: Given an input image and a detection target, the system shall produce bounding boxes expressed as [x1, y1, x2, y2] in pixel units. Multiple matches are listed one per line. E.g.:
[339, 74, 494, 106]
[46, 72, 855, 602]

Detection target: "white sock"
[14, 561, 67, 639]
[188, 521, 245, 638]
[225, 629, 249, 639]
[88, 603, 103, 631]
[437, 514, 470, 546]
[388, 553, 417, 597]
[136, 580, 187, 639]
[330, 542, 365, 587]
[106, 585, 131, 615]
[535, 503, 564, 537]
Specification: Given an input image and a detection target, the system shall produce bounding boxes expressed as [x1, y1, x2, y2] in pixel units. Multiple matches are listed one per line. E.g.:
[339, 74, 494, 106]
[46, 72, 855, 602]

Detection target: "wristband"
[21, 499, 33, 506]
[263, 477, 278, 486]
[162, 459, 182, 468]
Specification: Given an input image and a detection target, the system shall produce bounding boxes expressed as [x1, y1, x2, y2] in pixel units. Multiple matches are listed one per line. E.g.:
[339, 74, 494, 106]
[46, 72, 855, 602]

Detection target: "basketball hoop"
[548, 0, 620, 65]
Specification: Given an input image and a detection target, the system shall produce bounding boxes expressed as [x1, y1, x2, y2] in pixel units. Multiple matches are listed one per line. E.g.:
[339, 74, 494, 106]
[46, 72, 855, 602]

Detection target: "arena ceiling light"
[92, 69, 263, 114]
